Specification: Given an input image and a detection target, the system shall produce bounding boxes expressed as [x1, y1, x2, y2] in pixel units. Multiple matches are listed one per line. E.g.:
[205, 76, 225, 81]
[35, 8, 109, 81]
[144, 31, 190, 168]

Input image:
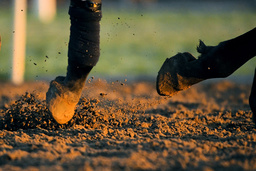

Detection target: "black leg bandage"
[68, 3, 102, 69]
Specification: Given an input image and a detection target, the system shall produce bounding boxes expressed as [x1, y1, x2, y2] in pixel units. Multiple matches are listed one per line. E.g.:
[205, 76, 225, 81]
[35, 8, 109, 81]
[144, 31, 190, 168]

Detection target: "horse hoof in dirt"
[156, 52, 203, 97]
[46, 76, 82, 124]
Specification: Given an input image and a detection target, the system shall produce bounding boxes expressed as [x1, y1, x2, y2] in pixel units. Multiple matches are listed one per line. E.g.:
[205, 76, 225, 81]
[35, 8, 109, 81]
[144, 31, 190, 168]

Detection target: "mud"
[0, 79, 256, 171]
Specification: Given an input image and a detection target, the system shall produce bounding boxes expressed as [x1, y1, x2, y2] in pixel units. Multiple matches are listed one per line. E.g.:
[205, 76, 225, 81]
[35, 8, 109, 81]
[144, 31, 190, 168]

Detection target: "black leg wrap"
[68, 6, 102, 69]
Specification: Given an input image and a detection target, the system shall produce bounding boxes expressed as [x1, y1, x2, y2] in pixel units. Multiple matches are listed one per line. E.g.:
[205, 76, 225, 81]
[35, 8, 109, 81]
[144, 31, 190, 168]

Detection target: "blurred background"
[0, 0, 255, 83]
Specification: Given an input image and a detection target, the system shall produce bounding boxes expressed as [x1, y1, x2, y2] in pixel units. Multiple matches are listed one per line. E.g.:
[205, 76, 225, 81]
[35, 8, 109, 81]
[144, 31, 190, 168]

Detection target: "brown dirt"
[0, 78, 256, 171]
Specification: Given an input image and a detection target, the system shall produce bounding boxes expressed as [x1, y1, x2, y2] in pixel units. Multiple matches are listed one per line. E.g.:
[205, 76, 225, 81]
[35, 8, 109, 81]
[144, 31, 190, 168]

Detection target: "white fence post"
[11, 0, 27, 85]
[34, 0, 56, 23]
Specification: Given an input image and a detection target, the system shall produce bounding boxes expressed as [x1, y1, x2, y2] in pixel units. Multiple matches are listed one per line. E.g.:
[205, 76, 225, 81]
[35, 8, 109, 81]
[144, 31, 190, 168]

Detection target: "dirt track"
[0, 79, 256, 171]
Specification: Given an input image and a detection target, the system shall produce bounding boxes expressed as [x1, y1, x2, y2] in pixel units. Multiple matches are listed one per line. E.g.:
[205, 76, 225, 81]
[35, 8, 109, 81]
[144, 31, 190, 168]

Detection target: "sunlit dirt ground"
[0, 79, 256, 170]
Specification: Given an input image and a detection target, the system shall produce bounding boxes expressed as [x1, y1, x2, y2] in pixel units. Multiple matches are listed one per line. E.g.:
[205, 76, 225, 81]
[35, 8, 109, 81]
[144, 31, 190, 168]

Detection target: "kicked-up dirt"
[0, 78, 256, 171]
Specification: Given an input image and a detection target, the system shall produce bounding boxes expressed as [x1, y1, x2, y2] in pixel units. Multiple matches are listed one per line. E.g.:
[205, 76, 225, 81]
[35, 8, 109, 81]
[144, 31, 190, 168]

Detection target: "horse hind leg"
[249, 68, 256, 124]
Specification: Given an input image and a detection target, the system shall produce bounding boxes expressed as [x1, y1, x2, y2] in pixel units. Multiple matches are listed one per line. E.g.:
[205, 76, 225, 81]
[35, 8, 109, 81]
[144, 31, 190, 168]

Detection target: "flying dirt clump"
[0, 92, 103, 131]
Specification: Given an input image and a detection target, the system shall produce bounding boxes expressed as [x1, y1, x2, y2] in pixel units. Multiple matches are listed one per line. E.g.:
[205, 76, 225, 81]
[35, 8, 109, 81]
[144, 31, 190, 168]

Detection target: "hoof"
[46, 76, 81, 124]
[156, 52, 202, 96]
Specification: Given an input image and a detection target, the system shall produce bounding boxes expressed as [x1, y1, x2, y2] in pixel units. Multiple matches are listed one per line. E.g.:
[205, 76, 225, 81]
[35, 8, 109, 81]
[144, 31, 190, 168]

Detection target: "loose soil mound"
[0, 79, 256, 171]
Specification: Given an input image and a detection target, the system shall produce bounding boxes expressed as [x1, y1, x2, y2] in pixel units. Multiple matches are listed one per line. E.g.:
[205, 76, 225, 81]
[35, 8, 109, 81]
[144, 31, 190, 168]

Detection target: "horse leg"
[157, 27, 256, 96]
[46, 0, 102, 124]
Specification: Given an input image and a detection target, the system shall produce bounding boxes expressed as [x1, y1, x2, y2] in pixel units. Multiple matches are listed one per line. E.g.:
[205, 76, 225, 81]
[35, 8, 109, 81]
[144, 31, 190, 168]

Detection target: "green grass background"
[0, 6, 255, 81]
